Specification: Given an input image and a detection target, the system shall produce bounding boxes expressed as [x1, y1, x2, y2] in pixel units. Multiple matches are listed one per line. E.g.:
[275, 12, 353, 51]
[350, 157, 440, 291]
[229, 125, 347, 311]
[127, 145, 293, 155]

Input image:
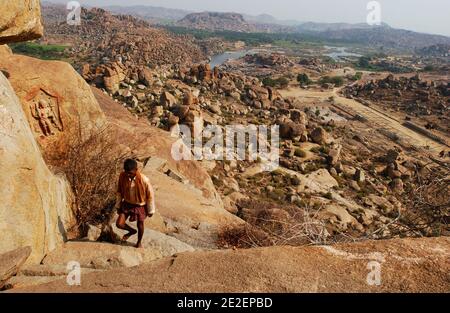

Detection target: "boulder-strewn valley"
[0, 1, 449, 292]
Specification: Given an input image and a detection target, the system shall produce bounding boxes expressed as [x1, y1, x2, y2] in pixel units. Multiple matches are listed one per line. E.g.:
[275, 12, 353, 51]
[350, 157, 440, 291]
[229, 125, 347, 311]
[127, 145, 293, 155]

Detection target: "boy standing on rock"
[114, 159, 156, 248]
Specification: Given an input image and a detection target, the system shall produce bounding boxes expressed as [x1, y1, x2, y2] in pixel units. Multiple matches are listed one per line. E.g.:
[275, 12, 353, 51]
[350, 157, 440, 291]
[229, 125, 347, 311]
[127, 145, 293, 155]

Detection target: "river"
[209, 50, 257, 68]
[324, 46, 362, 61]
[209, 46, 361, 67]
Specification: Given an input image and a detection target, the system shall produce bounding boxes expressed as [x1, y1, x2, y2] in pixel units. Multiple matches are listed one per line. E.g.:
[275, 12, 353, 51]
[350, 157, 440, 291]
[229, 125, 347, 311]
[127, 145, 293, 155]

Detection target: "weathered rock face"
[0, 48, 107, 155]
[160, 91, 177, 108]
[0, 73, 75, 264]
[0, 0, 43, 44]
[98, 62, 127, 95]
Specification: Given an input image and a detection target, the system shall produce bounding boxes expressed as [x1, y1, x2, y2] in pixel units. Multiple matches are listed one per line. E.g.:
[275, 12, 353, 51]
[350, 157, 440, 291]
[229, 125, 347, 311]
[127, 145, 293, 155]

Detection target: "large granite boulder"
[0, 0, 43, 44]
[0, 73, 75, 264]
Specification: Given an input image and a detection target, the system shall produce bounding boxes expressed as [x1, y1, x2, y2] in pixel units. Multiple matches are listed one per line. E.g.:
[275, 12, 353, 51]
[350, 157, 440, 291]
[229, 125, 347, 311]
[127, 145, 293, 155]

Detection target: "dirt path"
[280, 87, 448, 156]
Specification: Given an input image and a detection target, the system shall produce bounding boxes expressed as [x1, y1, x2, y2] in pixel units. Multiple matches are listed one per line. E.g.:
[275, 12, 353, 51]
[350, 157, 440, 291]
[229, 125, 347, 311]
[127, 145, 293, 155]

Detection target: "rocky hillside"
[177, 12, 254, 32]
[303, 27, 450, 52]
[416, 44, 450, 57]
[176, 12, 290, 33]
[103, 5, 191, 24]
[41, 6, 206, 67]
[0, 0, 232, 268]
[343, 74, 450, 135]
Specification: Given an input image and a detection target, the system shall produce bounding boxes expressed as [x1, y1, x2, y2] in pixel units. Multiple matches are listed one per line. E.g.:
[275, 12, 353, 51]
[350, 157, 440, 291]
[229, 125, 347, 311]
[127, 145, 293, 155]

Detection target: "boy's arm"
[114, 192, 122, 211]
[115, 174, 123, 211]
[146, 183, 156, 216]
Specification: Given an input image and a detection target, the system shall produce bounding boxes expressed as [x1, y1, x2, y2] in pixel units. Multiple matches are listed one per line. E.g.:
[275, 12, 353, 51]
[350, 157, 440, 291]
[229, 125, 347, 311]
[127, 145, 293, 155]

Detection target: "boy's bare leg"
[116, 213, 137, 241]
[135, 221, 145, 248]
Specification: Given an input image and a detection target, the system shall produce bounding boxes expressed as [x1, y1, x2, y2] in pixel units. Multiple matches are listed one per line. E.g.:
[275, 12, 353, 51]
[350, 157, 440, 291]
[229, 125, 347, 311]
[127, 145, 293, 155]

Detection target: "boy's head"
[124, 159, 138, 178]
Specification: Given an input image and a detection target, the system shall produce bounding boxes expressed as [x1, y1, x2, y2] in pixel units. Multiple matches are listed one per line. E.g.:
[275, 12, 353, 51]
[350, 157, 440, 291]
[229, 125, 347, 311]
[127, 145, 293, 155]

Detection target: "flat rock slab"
[20, 264, 102, 277]
[110, 224, 196, 257]
[8, 276, 66, 291]
[41, 242, 164, 270]
[9, 265, 104, 291]
[0, 247, 32, 289]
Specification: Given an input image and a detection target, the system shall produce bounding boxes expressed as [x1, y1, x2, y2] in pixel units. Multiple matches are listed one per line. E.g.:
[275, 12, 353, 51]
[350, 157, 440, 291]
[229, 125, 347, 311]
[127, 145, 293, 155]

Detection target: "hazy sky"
[54, 0, 450, 36]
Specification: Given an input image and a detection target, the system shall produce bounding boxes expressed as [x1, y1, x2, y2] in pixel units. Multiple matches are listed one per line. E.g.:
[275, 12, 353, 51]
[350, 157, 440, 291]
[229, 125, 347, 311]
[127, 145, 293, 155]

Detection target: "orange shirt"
[115, 174, 156, 214]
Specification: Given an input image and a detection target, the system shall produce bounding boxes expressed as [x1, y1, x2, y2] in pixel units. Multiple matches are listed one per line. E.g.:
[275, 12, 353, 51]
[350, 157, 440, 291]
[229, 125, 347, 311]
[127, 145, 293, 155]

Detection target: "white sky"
[51, 0, 450, 36]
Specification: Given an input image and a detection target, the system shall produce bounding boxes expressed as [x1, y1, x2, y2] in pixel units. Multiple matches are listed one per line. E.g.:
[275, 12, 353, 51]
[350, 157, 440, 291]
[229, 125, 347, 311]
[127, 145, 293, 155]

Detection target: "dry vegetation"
[218, 199, 332, 249]
[45, 124, 131, 235]
[397, 168, 450, 237]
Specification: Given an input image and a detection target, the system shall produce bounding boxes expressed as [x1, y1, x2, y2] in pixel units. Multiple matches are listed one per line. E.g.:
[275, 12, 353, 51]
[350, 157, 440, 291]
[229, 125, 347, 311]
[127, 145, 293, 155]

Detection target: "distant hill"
[295, 22, 391, 32]
[243, 14, 279, 25]
[416, 44, 450, 57]
[41, 1, 67, 24]
[243, 13, 301, 26]
[176, 12, 292, 33]
[177, 12, 254, 32]
[303, 27, 450, 50]
[103, 5, 192, 24]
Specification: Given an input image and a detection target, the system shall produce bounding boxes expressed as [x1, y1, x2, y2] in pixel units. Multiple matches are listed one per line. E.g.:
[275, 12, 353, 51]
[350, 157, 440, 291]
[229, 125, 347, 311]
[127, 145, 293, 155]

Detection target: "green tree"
[277, 77, 289, 88]
[297, 73, 311, 86]
[349, 72, 363, 81]
[262, 77, 289, 88]
[358, 56, 371, 69]
[319, 76, 344, 87]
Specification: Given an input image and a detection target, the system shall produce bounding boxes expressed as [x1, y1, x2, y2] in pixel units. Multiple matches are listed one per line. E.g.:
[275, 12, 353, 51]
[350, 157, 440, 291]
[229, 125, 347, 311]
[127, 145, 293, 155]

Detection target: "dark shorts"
[118, 202, 147, 223]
